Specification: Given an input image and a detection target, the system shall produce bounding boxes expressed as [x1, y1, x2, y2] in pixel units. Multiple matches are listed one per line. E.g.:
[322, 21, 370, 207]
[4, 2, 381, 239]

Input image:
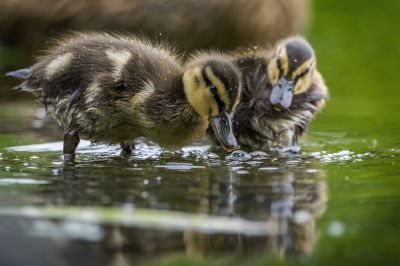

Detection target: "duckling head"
[183, 55, 241, 152]
[268, 37, 316, 109]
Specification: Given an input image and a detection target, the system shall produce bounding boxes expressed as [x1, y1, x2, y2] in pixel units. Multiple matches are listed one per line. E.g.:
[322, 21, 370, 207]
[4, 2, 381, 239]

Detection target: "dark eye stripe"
[211, 85, 225, 112]
[201, 68, 212, 87]
[201, 68, 225, 112]
[297, 67, 310, 79]
[277, 57, 283, 72]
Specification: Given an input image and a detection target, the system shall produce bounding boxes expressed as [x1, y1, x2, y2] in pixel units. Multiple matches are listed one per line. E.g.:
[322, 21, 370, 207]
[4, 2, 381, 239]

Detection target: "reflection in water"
[183, 168, 326, 257]
[0, 144, 327, 265]
[59, 166, 326, 263]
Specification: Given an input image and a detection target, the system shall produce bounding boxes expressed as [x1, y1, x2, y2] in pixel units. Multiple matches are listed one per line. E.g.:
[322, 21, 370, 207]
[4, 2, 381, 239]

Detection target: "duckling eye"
[210, 84, 218, 95]
[298, 67, 311, 79]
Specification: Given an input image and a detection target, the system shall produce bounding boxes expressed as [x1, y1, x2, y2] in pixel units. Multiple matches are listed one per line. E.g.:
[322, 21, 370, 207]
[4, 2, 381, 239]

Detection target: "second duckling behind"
[207, 37, 328, 152]
[234, 37, 328, 152]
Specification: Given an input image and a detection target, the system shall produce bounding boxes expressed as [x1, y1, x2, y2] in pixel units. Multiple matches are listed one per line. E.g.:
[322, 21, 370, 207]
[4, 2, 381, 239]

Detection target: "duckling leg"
[63, 130, 80, 161]
[120, 141, 135, 156]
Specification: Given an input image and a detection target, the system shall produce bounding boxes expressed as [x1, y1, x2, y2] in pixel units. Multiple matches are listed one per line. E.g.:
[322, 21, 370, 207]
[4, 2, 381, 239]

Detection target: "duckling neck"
[141, 77, 209, 147]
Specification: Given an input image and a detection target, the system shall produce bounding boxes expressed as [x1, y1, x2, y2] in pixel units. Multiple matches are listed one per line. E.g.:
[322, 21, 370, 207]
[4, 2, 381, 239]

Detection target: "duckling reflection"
[39, 155, 327, 260]
[183, 168, 327, 257]
[92, 168, 327, 261]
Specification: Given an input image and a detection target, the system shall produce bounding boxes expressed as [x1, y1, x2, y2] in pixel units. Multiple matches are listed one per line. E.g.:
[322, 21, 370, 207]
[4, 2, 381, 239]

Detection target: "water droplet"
[236, 170, 250, 175]
[306, 169, 319, 173]
[259, 167, 280, 171]
[328, 221, 345, 237]
[293, 210, 312, 224]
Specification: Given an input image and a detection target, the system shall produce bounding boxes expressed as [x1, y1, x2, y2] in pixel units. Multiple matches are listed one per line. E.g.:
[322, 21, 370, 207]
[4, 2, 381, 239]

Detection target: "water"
[0, 99, 399, 265]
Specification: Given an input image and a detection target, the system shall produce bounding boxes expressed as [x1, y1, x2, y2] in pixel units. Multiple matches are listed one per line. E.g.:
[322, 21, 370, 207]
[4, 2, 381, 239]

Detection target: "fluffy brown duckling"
[232, 37, 328, 151]
[6, 33, 241, 160]
[207, 37, 327, 152]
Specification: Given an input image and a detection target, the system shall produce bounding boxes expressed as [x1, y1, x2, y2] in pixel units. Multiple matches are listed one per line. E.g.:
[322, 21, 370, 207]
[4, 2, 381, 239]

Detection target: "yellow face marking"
[105, 49, 132, 78]
[45, 53, 73, 78]
[292, 58, 315, 94]
[183, 67, 219, 118]
[205, 67, 231, 109]
[268, 58, 280, 85]
[279, 47, 289, 76]
[291, 58, 314, 80]
[268, 45, 288, 86]
[293, 75, 312, 94]
[268, 57, 280, 86]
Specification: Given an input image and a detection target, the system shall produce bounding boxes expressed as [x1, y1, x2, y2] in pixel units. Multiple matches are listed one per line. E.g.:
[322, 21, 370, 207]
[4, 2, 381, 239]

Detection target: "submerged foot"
[63, 153, 76, 161]
[120, 141, 135, 157]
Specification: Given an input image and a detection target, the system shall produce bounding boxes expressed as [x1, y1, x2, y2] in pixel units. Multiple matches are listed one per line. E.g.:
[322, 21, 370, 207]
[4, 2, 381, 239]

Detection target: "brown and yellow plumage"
[209, 37, 328, 152]
[7, 33, 242, 159]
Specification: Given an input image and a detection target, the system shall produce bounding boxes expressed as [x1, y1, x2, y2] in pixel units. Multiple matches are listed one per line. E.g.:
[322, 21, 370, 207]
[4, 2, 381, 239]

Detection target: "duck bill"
[270, 76, 294, 109]
[209, 109, 239, 152]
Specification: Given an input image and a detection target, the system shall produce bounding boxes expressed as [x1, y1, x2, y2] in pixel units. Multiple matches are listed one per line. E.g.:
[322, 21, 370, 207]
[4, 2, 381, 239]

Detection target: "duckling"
[0, 0, 309, 54]
[6, 33, 241, 160]
[233, 37, 328, 151]
[210, 37, 328, 151]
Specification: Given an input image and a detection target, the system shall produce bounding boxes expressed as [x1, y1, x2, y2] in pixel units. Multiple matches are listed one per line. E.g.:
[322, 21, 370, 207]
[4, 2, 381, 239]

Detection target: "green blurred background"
[308, 0, 399, 132]
[0, 0, 399, 265]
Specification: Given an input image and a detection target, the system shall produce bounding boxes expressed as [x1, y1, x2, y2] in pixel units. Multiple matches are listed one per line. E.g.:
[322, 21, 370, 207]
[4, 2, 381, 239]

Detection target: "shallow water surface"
[0, 100, 399, 266]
